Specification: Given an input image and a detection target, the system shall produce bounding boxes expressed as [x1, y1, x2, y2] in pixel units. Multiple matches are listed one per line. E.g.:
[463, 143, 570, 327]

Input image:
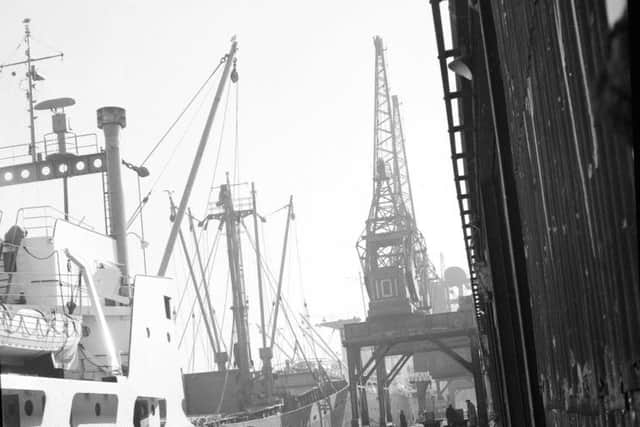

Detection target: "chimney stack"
[97, 106, 129, 283]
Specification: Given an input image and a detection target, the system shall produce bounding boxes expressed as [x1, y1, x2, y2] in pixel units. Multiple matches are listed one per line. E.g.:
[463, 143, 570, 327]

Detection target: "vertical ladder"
[101, 170, 112, 235]
[430, 0, 482, 321]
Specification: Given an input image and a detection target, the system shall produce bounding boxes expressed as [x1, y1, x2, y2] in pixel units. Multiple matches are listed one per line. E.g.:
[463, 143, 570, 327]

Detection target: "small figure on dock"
[445, 403, 455, 426]
[466, 400, 477, 426]
[399, 409, 408, 427]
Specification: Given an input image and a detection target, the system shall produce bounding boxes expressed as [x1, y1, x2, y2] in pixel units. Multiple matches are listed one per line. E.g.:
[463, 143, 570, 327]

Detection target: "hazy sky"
[1, 0, 465, 370]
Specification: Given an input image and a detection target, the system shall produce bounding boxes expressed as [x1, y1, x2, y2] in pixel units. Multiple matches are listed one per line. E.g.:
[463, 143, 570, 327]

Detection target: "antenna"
[0, 19, 64, 162]
[35, 97, 77, 219]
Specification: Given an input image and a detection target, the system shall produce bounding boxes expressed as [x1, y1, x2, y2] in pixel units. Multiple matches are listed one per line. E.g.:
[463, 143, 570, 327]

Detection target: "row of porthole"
[4, 395, 163, 421]
[2, 158, 103, 182]
[19, 401, 136, 418]
[7, 398, 108, 418]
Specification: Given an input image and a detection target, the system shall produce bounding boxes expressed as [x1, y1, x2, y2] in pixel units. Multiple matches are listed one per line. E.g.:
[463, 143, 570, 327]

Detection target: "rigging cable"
[179, 271, 228, 354]
[177, 231, 223, 348]
[240, 221, 319, 368]
[232, 70, 240, 187]
[187, 269, 228, 367]
[30, 35, 64, 56]
[0, 40, 23, 71]
[299, 312, 344, 368]
[140, 58, 226, 167]
[217, 269, 232, 341]
[215, 319, 235, 414]
[176, 227, 221, 313]
[188, 313, 196, 371]
[126, 71, 221, 230]
[242, 220, 302, 346]
[293, 222, 309, 317]
[243, 210, 338, 375]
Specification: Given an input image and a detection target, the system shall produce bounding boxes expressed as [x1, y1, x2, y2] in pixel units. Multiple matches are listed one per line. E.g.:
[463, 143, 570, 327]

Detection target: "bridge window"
[380, 279, 394, 297]
[1, 389, 46, 427]
[134, 397, 167, 427]
[70, 393, 117, 426]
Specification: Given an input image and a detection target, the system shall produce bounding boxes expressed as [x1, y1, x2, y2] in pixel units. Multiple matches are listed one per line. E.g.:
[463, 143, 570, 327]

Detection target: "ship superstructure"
[0, 100, 190, 426]
[0, 21, 235, 426]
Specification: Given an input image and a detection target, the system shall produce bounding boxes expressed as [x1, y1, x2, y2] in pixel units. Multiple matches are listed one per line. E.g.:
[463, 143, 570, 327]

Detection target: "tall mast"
[212, 175, 252, 405]
[0, 19, 64, 162]
[252, 183, 274, 400]
[157, 39, 238, 276]
[251, 184, 267, 350]
[25, 19, 36, 160]
[269, 196, 294, 350]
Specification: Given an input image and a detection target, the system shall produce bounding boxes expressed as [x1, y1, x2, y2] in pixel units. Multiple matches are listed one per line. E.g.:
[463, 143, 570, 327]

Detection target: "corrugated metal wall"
[485, 0, 636, 424]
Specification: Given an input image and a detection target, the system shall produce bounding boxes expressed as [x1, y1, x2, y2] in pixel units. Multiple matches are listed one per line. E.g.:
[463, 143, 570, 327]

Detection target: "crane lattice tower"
[357, 36, 438, 318]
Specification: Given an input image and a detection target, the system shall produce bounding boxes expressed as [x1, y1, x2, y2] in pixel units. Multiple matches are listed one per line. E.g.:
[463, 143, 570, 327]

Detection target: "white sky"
[1, 1, 465, 371]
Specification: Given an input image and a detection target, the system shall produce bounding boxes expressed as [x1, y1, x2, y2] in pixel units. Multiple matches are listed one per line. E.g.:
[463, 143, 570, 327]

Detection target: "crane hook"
[230, 58, 239, 83]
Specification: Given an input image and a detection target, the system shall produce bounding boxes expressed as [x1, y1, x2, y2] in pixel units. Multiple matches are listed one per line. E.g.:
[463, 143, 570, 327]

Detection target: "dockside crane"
[357, 36, 437, 318]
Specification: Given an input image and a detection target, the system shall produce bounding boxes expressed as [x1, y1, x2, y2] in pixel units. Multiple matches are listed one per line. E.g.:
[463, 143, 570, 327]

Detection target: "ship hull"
[1, 373, 191, 426]
[192, 386, 349, 427]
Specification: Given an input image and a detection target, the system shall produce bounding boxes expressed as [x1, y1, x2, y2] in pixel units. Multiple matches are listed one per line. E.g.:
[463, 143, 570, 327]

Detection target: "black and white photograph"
[0, 1, 634, 426]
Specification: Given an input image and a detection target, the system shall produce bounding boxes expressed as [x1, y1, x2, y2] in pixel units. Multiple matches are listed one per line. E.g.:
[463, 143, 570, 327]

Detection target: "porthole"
[95, 402, 101, 416]
[58, 163, 68, 173]
[4, 171, 13, 181]
[76, 161, 86, 171]
[93, 158, 103, 169]
[42, 166, 51, 176]
[24, 399, 34, 416]
[21, 169, 30, 179]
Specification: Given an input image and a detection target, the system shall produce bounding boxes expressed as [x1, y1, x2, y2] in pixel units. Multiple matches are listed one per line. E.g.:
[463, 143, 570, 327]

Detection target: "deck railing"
[14, 205, 95, 237]
[0, 133, 99, 168]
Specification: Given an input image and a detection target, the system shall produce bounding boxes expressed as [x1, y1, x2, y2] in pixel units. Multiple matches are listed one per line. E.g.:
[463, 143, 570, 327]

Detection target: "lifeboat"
[0, 304, 81, 366]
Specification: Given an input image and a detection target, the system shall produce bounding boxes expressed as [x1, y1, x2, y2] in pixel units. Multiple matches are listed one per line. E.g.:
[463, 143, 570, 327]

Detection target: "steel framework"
[357, 36, 437, 316]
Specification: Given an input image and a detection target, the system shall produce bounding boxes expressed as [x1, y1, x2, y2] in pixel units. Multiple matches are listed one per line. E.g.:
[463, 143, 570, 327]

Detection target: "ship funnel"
[97, 107, 130, 285]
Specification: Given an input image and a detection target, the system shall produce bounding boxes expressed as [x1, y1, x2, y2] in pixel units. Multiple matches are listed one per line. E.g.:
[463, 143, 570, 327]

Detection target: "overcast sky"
[1, 0, 466, 370]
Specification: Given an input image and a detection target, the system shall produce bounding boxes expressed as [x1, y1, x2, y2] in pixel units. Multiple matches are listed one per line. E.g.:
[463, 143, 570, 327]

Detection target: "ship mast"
[208, 175, 254, 405]
[0, 19, 64, 161]
[157, 39, 238, 277]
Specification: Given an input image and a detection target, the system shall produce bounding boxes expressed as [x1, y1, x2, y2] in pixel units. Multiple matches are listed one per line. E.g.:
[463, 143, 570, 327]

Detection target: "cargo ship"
[0, 22, 347, 427]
